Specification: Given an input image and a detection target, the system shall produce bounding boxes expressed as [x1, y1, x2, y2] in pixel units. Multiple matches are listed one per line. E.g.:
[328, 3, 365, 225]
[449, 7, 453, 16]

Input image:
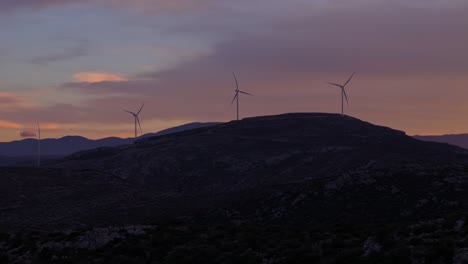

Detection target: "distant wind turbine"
[231, 72, 253, 121]
[37, 121, 41, 167]
[327, 73, 355, 116]
[124, 103, 144, 139]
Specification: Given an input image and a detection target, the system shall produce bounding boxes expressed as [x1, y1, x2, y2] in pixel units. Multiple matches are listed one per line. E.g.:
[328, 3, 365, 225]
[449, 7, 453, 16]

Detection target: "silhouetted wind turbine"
[37, 121, 41, 167]
[124, 103, 144, 139]
[327, 73, 355, 116]
[231, 72, 252, 121]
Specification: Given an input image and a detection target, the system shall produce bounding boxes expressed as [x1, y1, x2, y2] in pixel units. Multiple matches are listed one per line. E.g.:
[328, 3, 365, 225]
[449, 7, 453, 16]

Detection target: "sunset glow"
[1, 0, 467, 142]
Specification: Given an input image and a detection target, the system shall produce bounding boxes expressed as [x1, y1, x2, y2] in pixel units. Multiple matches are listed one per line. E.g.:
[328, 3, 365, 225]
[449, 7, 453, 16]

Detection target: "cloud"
[60, 79, 156, 95]
[56, 0, 468, 118]
[0, 0, 214, 14]
[0, 92, 36, 108]
[163, 3, 468, 76]
[52, 0, 468, 134]
[105, 0, 215, 13]
[0, 0, 85, 13]
[0, 92, 21, 105]
[29, 45, 88, 65]
[0, 120, 21, 129]
[41, 123, 59, 130]
[20, 130, 37, 138]
[73, 72, 128, 83]
[0, 0, 64, 9]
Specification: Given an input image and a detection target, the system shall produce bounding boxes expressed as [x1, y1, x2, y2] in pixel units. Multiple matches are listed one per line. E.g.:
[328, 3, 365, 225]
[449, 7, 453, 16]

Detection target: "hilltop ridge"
[52, 113, 466, 194]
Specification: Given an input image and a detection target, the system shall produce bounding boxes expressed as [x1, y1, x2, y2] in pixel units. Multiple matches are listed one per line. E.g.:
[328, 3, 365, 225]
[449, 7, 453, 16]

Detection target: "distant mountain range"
[3, 121, 466, 159]
[0, 122, 221, 158]
[413, 134, 468, 149]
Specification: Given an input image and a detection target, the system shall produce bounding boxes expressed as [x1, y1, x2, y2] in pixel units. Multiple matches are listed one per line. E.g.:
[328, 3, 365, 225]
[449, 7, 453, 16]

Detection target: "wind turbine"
[37, 121, 41, 167]
[231, 72, 253, 121]
[327, 73, 355, 116]
[124, 103, 144, 139]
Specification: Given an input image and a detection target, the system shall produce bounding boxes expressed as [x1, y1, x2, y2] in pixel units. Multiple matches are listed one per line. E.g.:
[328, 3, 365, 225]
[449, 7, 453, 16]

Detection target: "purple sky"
[1, 0, 468, 141]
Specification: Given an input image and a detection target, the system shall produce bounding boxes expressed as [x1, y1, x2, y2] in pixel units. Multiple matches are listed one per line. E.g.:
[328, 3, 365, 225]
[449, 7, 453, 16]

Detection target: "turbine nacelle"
[231, 72, 253, 120]
[124, 102, 144, 138]
[327, 73, 355, 116]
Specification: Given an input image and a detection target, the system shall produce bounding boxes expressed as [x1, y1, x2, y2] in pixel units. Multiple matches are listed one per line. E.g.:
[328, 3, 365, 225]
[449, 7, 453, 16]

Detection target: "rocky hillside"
[55, 113, 466, 193]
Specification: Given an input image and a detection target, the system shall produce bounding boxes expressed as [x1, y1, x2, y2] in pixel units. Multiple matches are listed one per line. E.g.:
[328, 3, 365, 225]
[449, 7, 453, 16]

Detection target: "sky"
[1, 0, 468, 141]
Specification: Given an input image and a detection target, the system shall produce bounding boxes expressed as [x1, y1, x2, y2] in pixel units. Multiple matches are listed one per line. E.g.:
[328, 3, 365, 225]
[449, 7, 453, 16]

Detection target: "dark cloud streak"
[0, 0, 213, 14]
[0, 0, 84, 13]
[28, 43, 88, 65]
[20, 130, 37, 138]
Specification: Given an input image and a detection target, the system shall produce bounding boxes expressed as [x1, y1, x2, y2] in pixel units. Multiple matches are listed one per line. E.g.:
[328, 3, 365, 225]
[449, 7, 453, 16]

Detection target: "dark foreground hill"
[1, 113, 468, 263]
[54, 113, 466, 193]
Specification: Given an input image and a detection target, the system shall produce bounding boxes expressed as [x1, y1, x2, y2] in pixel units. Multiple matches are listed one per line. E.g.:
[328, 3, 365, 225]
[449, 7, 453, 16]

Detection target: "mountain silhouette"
[414, 133, 468, 150]
[0, 122, 220, 159]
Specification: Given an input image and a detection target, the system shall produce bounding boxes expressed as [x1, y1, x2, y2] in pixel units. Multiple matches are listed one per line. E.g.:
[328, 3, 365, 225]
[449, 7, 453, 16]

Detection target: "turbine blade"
[343, 72, 355, 87]
[327, 82, 343, 88]
[231, 92, 238, 104]
[137, 102, 144, 115]
[238, 90, 253, 96]
[136, 117, 142, 134]
[124, 110, 136, 115]
[233, 72, 239, 90]
[342, 88, 349, 106]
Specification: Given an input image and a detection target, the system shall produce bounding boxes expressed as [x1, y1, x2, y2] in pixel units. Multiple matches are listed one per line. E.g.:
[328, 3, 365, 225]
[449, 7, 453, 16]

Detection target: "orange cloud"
[42, 123, 59, 130]
[0, 92, 21, 105]
[73, 72, 127, 83]
[0, 120, 22, 129]
[0, 91, 39, 109]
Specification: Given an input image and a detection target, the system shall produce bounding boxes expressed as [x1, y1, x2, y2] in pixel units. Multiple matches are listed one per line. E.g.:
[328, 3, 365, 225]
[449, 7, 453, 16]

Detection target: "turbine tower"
[327, 73, 355, 116]
[231, 72, 253, 121]
[37, 121, 41, 167]
[124, 103, 144, 139]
